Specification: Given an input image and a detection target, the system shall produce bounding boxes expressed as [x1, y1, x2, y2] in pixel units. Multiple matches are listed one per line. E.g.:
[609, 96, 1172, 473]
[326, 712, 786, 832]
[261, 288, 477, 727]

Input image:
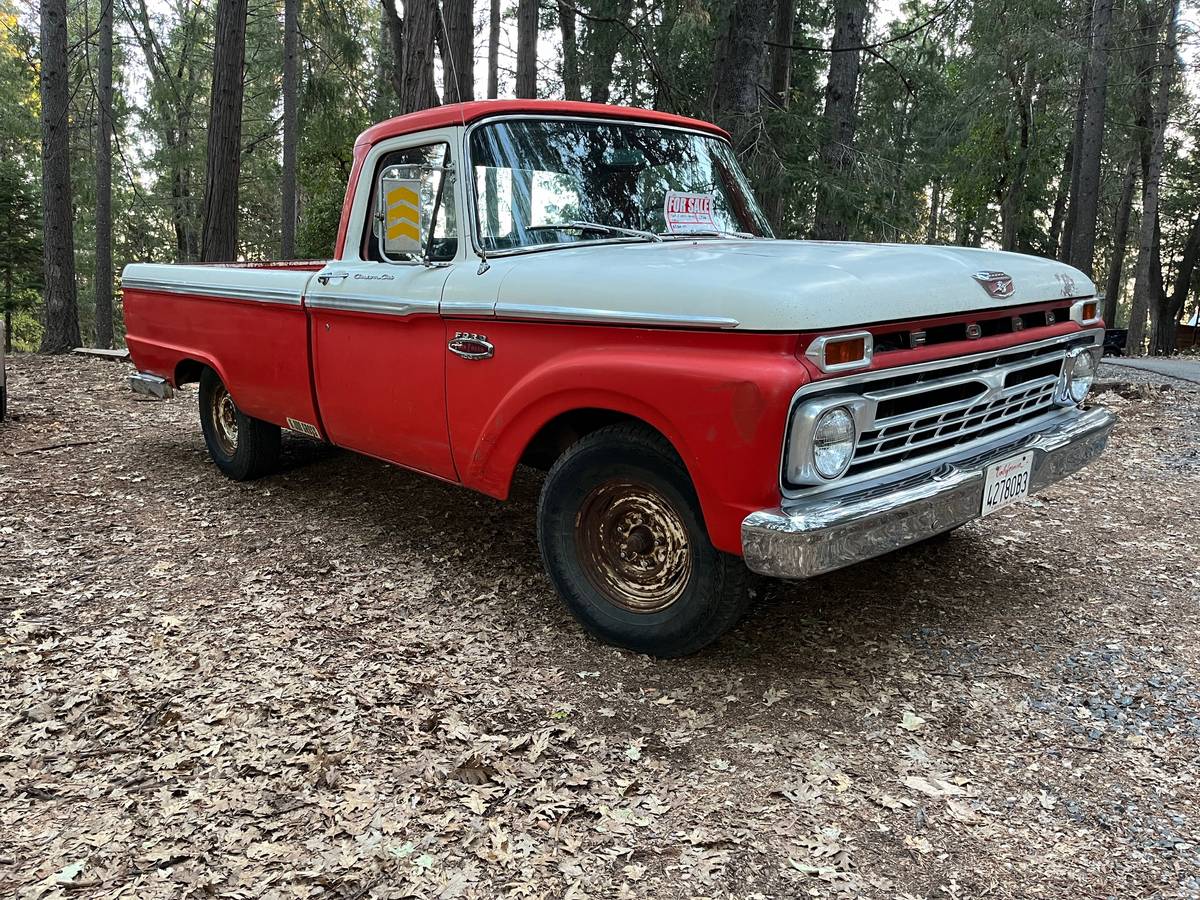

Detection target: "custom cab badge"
[972, 271, 1015, 299]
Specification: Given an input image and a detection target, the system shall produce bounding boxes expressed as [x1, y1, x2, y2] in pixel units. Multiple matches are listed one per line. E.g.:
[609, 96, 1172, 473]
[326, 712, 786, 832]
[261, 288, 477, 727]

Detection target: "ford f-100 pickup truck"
[123, 99, 1115, 657]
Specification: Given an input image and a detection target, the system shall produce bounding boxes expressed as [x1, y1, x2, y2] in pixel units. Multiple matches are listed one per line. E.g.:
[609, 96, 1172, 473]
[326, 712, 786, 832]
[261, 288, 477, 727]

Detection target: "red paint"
[795, 301, 1090, 382]
[124, 288, 320, 430]
[445, 321, 800, 553]
[334, 141, 370, 260]
[310, 308, 457, 480]
[355, 100, 730, 151]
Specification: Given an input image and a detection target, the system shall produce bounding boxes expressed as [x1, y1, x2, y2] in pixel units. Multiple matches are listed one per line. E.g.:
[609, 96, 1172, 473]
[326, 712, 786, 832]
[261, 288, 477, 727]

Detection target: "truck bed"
[122, 261, 329, 432]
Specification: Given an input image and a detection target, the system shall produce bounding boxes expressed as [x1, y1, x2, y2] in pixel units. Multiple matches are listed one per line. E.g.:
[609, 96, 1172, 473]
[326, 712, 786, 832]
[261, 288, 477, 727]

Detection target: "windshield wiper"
[562, 221, 663, 243]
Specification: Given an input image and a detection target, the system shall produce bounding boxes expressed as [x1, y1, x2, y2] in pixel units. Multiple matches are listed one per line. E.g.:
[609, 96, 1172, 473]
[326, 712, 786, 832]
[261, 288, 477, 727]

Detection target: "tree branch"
[765, 2, 954, 53]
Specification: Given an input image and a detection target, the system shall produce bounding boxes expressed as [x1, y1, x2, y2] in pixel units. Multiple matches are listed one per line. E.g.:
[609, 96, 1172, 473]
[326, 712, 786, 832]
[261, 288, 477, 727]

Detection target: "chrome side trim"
[743, 406, 1115, 579]
[121, 276, 303, 306]
[304, 293, 441, 317]
[494, 302, 740, 329]
[130, 372, 173, 400]
[441, 299, 497, 317]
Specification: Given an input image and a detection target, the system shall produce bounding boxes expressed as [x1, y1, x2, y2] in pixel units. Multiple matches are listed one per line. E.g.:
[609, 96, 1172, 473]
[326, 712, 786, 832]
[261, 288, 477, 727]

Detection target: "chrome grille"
[851, 354, 1065, 475]
[784, 332, 1100, 493]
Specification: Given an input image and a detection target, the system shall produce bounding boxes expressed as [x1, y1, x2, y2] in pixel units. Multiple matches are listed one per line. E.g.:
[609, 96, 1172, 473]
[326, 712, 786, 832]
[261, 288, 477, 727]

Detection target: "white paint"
[491, 238, 1096, 331]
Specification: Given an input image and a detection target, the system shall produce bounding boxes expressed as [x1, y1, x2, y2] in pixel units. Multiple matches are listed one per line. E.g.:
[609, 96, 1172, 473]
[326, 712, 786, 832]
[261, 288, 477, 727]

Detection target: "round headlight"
[812, 407, 856, 479]
[1066, 350, 1097, 404]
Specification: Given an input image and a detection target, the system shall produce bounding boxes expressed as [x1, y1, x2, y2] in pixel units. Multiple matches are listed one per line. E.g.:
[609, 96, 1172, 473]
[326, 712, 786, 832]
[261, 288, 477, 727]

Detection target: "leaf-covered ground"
[2, 354, 1198, 900]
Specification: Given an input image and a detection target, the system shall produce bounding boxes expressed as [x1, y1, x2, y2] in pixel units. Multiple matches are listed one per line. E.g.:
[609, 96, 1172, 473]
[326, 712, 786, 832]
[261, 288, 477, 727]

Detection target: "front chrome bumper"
[741, 406, 1116, 579]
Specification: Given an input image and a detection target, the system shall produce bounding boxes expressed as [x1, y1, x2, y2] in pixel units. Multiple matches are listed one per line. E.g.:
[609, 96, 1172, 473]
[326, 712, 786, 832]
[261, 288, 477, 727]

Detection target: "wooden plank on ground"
[72, 347, 130, 361]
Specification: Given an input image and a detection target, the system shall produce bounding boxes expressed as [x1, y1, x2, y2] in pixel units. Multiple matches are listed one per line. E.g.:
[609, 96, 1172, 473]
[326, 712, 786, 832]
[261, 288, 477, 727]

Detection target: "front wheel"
[537, 423, 751, 657]
[198, 368, 280, 480]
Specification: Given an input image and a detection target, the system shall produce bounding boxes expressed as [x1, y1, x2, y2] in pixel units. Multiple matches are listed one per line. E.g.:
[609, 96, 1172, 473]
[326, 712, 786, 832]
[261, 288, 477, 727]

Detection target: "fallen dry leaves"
[1, 354, 1198, 899]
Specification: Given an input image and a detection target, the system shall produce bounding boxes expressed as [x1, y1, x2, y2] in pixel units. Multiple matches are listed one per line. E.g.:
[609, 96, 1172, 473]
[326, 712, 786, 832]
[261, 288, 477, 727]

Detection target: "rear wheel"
[198, 368, 280, 480]
[537, 423, 751, 657]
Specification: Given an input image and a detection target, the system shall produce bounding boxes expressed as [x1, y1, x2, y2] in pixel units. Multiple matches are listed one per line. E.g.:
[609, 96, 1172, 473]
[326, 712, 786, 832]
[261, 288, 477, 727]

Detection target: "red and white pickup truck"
[124, 100, 1114, 656]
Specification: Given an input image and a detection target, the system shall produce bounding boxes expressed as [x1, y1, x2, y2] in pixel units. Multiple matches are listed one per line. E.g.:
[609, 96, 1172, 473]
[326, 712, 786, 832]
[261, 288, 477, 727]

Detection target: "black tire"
[537, 423, 751, 657]
[198, 368, 280, 480]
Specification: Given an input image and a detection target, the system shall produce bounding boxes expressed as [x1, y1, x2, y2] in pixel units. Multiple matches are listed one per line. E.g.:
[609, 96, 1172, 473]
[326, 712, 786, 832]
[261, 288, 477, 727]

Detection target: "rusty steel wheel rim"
[575, 479, 692, 613]
[210, 383, 239, 456]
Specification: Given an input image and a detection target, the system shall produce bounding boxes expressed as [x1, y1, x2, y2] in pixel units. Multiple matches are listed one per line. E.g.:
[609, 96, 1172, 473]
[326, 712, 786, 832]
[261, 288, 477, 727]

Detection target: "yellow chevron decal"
[386, 219, 420, 241]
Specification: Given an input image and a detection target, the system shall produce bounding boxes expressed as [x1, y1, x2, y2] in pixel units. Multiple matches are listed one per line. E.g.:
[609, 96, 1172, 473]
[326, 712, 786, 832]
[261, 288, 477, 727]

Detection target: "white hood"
[493, 239, 1095, 331]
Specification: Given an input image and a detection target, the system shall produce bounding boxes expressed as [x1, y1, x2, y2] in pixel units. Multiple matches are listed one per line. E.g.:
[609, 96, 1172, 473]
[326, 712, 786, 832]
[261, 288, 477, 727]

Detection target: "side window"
[364, 143, 458, 263]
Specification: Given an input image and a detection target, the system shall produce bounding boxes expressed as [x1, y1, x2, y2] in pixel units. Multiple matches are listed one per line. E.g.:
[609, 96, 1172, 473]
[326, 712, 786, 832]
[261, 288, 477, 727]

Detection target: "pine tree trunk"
[38, 0, 81, 353]
[1066, 0, 1114, 277]
[926, 178, 941, 244]
[1102, 156, 1137, 325]
[1150, 211, 1200, 355]
[1129, 0, 1178, 353]
[759, 0, 795, 231]
[811, 0, 866, 241]
[515, 0, 538, 98]
[201, 0, 249, 262]
[444, 0, 475, 102]
[5, 270, 13, 353]
[584, 0, 633, 104]
[404, 0, 441, 112]
[1047, 145, 1071, 258]
[281, 0, 300, 259]
[998, 63, 1038, 253]
[94, 0, 114, 348]
[711, 0, 774, 149]
[1059, 4, 1091, 262]
[487, 0, 500, 98]
[558, 0, 581, 101]
[768, 0, 794, 103]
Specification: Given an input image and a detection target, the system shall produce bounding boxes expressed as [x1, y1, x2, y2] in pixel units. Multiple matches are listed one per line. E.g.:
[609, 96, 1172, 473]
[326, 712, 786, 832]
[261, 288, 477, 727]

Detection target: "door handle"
[316, 271, 349, 286]
[448, 333, 494, 360]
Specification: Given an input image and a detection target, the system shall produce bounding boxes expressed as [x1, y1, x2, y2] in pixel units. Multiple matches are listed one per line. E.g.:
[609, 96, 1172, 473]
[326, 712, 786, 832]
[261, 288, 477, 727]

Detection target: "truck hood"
[492, 239, 1095, 331]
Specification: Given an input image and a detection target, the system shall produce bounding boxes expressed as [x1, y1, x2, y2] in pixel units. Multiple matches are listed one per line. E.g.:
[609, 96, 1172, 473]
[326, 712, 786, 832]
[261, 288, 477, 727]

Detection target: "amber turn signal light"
[825, 337, 867, 367]
[1070, 297, 1101, 325]
[804, 331, 874, 373]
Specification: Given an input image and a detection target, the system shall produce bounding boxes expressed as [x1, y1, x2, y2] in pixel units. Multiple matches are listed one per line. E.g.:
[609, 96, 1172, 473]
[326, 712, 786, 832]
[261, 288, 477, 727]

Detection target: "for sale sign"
[664, 191, 718, 234]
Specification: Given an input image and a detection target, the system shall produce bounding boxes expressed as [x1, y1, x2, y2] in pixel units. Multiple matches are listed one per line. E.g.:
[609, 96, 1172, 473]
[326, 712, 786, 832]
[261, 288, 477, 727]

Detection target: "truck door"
[308, 140, 459, 481]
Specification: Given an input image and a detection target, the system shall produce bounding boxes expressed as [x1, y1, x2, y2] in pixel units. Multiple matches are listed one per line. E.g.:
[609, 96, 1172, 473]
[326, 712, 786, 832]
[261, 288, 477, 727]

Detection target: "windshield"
[469, 119, 773, 252]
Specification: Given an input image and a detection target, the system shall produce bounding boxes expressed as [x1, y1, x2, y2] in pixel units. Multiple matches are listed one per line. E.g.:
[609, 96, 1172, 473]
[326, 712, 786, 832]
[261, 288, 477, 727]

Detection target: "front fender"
[448, 324, 802, 554]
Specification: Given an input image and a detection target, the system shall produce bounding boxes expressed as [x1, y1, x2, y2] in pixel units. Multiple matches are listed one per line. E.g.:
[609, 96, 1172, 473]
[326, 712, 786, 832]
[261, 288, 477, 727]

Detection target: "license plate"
[981, 452, 1034, 516]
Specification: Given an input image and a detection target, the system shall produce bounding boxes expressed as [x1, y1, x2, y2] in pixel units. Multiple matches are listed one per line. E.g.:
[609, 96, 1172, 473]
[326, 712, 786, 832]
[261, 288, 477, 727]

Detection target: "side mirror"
[379, 172, 424, 258]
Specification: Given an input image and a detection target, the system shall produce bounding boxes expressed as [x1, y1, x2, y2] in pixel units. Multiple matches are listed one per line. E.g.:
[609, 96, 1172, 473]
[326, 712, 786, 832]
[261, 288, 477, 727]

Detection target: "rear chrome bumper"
[129, 372, 173, 400]
[741, 406, 1115, 579]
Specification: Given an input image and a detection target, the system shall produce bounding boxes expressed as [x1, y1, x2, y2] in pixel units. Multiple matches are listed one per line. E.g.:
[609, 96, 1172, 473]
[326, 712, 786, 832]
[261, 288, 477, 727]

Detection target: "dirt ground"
[2, 353, 1198, 900]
